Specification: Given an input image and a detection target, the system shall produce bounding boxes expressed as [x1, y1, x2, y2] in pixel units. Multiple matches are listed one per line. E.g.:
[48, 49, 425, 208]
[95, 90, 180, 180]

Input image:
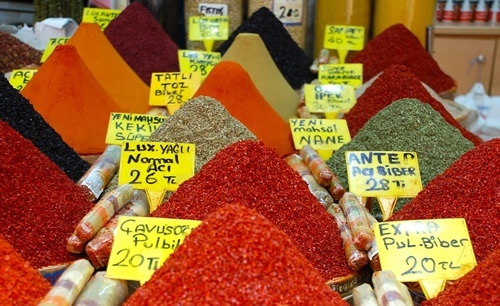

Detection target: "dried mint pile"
[327, 98, 475, 216]
[125, 204, 348, 305]
[216, 7, 314, 89]
[0, 73, 90, 182]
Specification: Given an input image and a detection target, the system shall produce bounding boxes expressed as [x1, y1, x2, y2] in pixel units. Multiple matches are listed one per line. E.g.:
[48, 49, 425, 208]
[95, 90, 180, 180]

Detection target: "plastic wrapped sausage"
[74, 271, 129, 306]
[339, 192, 374, 251]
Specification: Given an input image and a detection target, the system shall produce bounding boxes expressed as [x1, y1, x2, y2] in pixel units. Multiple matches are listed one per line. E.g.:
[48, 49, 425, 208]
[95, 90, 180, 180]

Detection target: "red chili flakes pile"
[0, 234, 51, 305]
[125, 204, 348, 305]
[152, 140, 351, 281]
[390, 138, 500, 263]
[343, 65, 483, 146]
[348, 23, 455, 94]
[0, 120, 95, 269]
[422, 245, 500, 306]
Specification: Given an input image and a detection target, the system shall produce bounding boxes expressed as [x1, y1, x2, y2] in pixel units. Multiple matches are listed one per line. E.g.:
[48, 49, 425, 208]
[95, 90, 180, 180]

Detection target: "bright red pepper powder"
[390, 138, 500, 263]
[349, 23, 456, 94]
[126, 204, 348, 305]
[0, 234, 51, 305]
[343, 65, 483, 146]
[422, 245, 500, 306]
[152, 140, 351, 281]
[0, 120, 95, 269]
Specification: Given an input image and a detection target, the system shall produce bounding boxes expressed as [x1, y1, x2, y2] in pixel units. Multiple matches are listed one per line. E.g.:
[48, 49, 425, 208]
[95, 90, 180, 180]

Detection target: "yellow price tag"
[178, 50, 221, 80]
[106, 216, 202, 283]
[374, 218, 477, 283]
[119, 141, 195, 191]
[105, 112, 167, 145]
[149, 72, 201, 114]
[323, 25, 365, 51]
[318, 63, 363, 88]
[9, 69, 37, 91]
[345, 151, 423, 197]
[304, 84, 356, 113]
[82, 7, 121, 30]
[40, 37, 70, 63]
[289, 118, 351, 151]
[188, 16, 229, 41]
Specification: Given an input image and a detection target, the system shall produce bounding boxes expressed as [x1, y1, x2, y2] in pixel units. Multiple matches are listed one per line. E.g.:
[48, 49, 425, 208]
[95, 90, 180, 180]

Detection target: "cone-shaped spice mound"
[0, 73, 89, 181]
[21, 45, 122, 154]
[327, 98, 475, 215]
[0, 121, 94, 269]
[216, 7, 314, 89]
[153, 140, 351, 281]
[343, 65, 483, 146]
[390, 138, 500, 263]
[0, 32, 41, 73]
[67, 22, 150, 115]
[104, 2, 179, 85]
[221, 33, 299, 121]
[349, 23, 455, 94]
[126, 204, 348, 306]
[422, 246, 500, 306]
[194, 61, 296, 157]
[0, 234, 51, 305]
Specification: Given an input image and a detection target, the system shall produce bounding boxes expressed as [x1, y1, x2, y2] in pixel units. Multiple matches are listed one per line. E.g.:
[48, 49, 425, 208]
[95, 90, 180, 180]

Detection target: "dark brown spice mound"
[0, 32, 42, 73]
[126, 204, 348, 306]
[153, 140, 351, 281]
[0, 234, 51, 305]
[0, 73, 90, 182]
[348, 23, 455, 94]
[0, 120, 94, 269]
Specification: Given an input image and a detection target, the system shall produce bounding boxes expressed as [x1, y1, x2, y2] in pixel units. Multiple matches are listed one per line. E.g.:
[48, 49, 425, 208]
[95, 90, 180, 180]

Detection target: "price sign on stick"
[9, 69, 37, 90]
[40, 37, 70, 62]
[119, 141, 195, 211]
[289, 118, 351, 160]
[188, 16, 229, 51]
[323, 25, 365, 64]
[374, 218, 477, 299]
[82, 8, 121, 30]
[318, 63, 363, 88]
[303, 84, 356, 114]
[105, 112, 167, 145]
[107, 216, 201, 283]
[178, 50, 221, 80]
[149, 72, 201, 114]
[345, 151, 423, 220]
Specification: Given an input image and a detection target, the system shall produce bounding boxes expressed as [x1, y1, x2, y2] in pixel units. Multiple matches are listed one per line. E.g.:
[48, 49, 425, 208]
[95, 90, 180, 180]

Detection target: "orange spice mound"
[21, 45, 122, 154]
[349, 23, 456, 95]
[343, 65, 483, 146]
[193, 61, 296, 157]
[67, 22, 150, 115]
[0, 235, 51, 306]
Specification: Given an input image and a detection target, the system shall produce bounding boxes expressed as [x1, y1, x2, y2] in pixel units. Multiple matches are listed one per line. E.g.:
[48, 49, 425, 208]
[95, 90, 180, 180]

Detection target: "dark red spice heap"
[390, 138, 500, 263]
[0, 121, 94, 269]
[0, 234, 51, 305]
[348, 23, 455, 94]
[422, 245, 500, 306]
[343, 65, 483, 146]
[153, 140, 351, 280]
[216, 7, 314, 89]
[126, 204, 348, 306]
[0, 74, 90, 182]
[0, 32, 41, 73]
[104, 2, 180, 85]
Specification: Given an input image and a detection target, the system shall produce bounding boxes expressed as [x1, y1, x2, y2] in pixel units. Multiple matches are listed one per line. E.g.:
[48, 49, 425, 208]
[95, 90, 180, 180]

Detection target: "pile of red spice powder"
[104, 2, 179, 85]
[343, 65, 483, 146]
[348, 23, 455, 94]
[152, 140, 351, 281]
[389, 138, 500, 263]
[0, 120, 95, 269]
[0, 234, 51, 305]
[126, 204, 348, 305]
[422, 245, 500, 306]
